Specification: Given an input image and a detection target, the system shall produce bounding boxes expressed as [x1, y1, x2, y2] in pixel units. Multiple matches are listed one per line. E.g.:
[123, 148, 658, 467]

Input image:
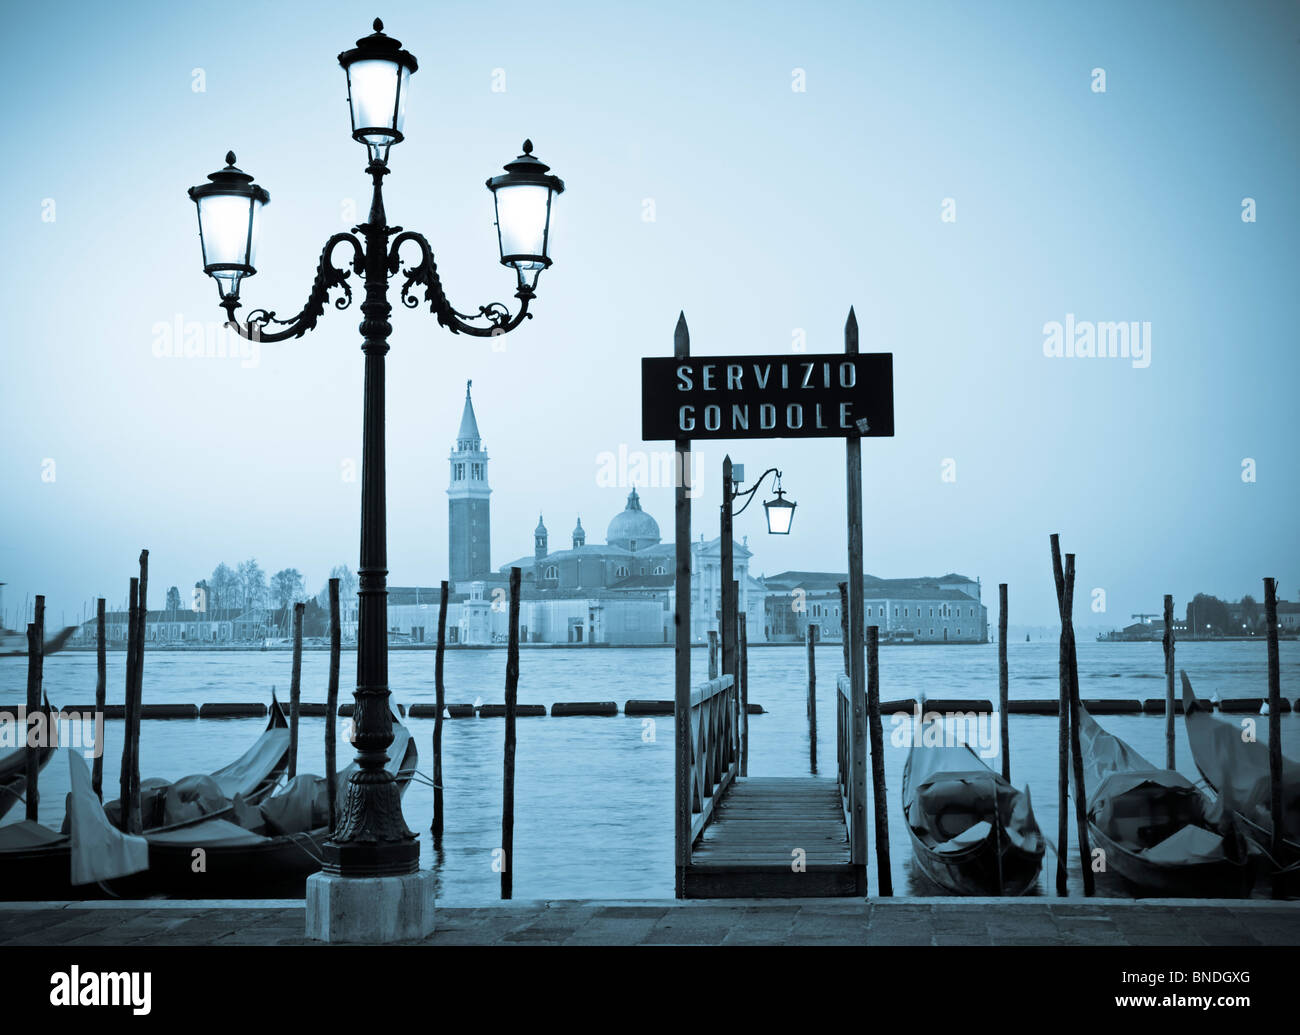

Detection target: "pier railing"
[688, 674, 739, 843]
[836, 672, 868, 890]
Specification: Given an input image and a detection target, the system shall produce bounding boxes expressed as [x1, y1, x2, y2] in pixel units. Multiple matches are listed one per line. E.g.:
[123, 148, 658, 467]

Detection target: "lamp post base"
[305, 870, 436, 943]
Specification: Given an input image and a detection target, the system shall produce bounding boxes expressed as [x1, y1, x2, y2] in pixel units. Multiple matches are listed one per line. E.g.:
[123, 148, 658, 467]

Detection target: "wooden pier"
[685, 777, 854, 897]
[678, 673, 863, 898]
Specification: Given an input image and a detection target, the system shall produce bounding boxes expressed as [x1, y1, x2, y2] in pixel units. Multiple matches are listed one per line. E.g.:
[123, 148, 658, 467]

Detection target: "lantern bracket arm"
[730, 468, 783, 517]
[221, 232, 365, 342]
[388, 230, 534, 338]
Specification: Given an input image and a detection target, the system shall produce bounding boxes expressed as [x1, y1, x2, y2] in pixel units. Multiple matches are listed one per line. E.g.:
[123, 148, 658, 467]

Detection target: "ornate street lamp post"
[719, 459, 795, 774]
[186, 19, 564, 940]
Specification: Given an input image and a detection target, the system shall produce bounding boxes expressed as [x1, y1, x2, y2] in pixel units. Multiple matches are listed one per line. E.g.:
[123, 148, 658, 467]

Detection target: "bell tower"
[448, 380, 491, 587]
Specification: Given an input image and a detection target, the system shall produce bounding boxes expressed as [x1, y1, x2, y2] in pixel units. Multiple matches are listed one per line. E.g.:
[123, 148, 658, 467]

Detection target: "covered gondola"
[1074, 701, 1251, 896]
[903, 714, 1044, 895]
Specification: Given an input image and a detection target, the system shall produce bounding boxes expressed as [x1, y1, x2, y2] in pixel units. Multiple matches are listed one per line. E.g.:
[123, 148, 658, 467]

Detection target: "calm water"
[2, 640, 1297, 902]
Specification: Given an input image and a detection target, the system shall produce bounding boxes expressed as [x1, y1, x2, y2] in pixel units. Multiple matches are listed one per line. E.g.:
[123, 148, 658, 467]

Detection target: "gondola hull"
[1088, 822, 1254, 897]
[903, 735, 1045, 896]
[106, 726, 421, 899]
[905, 819, 1043, 896]
[109, 828, 332, 899]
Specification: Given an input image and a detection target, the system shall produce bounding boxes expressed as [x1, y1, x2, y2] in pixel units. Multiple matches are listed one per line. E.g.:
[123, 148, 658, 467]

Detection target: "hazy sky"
[2, 0, 1297, 631]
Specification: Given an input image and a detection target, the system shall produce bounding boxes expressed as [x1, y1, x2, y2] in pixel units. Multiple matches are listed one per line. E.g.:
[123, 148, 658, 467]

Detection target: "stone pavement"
[0, 898, 1297, 946]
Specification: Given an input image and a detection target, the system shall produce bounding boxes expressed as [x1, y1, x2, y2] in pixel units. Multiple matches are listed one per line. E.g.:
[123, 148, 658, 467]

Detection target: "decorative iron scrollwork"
[222, 233, 364, 342]
[388, 230, 533, 338]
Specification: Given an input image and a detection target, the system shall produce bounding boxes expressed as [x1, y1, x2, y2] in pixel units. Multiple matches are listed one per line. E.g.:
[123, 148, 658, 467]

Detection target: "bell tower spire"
[448, 380, 491, 587]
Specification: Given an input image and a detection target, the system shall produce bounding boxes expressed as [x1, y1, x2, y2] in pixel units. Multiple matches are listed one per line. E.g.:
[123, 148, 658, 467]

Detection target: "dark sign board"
[641, 353, 894, 441]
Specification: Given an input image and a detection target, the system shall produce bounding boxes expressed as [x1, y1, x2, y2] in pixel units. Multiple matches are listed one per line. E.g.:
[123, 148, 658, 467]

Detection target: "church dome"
[606, 489, 661, 551]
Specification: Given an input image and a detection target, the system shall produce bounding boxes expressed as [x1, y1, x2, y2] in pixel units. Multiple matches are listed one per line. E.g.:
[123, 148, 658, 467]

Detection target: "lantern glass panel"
[494, 182, 553, 267]
[347, 59, 410, 143]
[197, 193, 262, 271]
[764, 496, 796, 535]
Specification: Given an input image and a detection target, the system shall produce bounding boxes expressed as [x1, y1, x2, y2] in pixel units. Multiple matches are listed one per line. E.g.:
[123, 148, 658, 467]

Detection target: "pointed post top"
[674, 311, 689, 357]
[844, 306, 859, 355]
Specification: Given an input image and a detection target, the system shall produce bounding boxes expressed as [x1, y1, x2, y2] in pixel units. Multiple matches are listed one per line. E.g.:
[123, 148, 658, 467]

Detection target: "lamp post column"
[324, 162, 418, 878]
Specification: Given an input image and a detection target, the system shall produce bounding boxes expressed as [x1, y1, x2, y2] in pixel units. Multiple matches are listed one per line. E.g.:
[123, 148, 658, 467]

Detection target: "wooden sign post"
[672, 313, 693, 900]
[646, 309, 895, 898]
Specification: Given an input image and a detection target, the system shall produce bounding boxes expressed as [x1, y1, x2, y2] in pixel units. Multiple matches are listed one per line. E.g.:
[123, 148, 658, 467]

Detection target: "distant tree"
[165, 586, 182, 613]
[271, 568, 306, 608]
[327, 564, 358, 612]
[1186, 593, 1231, 636]
[302, 598, 328, 638]
[210, 563, 238, 611]
[237, 558, 268, 610]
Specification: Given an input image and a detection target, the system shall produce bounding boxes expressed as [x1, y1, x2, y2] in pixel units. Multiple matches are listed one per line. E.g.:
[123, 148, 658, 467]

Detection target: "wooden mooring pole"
[1163, 593, 1175, 769]
[838, 582, 851, 676]
[325, 578, 340, 832]
[501, 566, 522, 900]
[806, 624, 817, 773]
[432, 579, 448, 838]
[998, 583, 1009, 783]
[720, 458, 738, 771]
[24, 595, 44, 822]
[737, 589, 747, 776]
[866, 625, 891, 895]
[120, 577, 139, 833]
[288, 601, 304, 779]
[1264, 578, 1283, 898]
[1050, 550, 1068, 894]
[128, 550, 148, 836]
[92, 598, 106, 800]
[1051, 536, 1093, 896]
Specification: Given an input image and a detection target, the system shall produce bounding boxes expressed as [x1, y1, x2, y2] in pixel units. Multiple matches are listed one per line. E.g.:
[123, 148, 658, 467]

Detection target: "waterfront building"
[762, 571, 988, 644]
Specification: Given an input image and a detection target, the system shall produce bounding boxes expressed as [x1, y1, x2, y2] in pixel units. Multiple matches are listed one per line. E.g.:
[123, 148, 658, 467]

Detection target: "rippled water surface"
[3, 640, 1296, 901]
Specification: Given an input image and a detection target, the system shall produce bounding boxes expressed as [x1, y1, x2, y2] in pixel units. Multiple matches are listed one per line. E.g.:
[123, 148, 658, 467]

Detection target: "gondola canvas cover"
[209, 727, 290, 799]
[67, 750, 149, 884]
[1183, 676, 1300, 840]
